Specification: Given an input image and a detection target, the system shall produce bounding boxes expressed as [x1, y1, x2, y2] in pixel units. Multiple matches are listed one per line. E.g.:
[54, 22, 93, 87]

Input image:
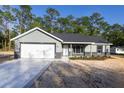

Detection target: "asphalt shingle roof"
[51, 33, 109, 43]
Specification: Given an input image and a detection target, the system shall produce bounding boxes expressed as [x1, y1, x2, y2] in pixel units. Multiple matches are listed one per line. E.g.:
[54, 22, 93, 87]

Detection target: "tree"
[30, 15, 44, 29]
[0, 5, 15, 50]
[57, 15, 75, 33]
[45, 8, 60, 32]
[0, 6, 124, 50]
[57, 17, 68, 32]
[107, 24, 124, 46]
[75, 16, 91, 34]
[13, 5, 33, 34]
[89, 12, 104, 36]
[101, 22, 111, 40]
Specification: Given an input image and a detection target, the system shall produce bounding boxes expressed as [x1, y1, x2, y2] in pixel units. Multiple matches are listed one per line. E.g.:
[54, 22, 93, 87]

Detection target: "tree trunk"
[2, 40, 4, 50]
[4, 38, 7, 51]
[19, 21, 22, 34]
[20, 11, 23, 34]
[50, 19, 53, 33]
[8, 30, 11, 51]
[4, 22, 8, 51]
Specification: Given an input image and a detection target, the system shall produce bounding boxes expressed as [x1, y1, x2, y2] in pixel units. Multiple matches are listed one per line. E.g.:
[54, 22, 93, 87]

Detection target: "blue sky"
[14, 5, 124, 25]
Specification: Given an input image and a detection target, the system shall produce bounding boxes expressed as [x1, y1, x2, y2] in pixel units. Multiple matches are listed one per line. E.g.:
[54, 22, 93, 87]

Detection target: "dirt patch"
[0, 51, 14, 55]
[32, 56, 124, 88]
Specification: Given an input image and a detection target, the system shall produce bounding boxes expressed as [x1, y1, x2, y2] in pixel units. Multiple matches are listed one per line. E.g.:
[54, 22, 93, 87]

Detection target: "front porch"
[62, 44, 110, 57]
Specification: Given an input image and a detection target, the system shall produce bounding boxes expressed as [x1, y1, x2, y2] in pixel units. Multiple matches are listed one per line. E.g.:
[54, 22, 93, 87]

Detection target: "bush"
[69, 56, 111, 60]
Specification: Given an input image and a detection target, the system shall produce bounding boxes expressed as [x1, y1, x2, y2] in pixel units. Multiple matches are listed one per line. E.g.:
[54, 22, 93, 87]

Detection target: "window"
[97, 45, 103, 53]
[73, 45, 84, 53]
[81, 46, 84, 53]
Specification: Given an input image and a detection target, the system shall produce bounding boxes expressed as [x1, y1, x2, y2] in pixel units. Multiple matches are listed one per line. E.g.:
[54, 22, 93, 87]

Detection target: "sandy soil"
[0, 51, 14, 55]
[0, 51, 14, 63]
[32, 56, 124, 88]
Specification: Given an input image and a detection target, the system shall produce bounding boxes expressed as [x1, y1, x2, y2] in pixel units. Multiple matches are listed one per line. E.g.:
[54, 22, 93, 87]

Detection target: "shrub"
[69, 56, 111, 60]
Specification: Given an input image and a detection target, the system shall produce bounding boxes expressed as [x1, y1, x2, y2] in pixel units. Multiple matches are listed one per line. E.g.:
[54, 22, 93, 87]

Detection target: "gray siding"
[84, 44, 97, 53]
[14, 30, 62, 58]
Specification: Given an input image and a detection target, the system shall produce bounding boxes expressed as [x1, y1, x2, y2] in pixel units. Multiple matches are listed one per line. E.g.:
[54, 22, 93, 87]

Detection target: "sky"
[14, 5, 124, 25]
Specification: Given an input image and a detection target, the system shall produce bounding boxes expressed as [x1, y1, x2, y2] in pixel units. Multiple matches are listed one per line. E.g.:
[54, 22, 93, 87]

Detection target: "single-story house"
[110, 46, 124, 54]
[11, 27, 112, 59]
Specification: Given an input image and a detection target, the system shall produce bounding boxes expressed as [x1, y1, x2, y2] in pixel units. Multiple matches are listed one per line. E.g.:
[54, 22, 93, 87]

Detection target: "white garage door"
[21, 44, 55, 58]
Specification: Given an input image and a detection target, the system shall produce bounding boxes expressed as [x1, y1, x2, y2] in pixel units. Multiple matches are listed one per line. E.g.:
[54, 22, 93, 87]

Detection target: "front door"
[63, 45, 68, 56]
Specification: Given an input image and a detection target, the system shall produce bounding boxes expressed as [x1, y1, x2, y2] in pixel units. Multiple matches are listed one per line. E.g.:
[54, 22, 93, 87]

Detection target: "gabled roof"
[11, 27, 111, 45]
[51, 33, 109, 43]
[10, 27, 63, 42]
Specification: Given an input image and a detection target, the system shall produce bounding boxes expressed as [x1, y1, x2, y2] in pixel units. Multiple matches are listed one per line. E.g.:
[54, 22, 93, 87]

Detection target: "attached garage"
[21, 43, 55, 58]
[11, 27, 63, 59]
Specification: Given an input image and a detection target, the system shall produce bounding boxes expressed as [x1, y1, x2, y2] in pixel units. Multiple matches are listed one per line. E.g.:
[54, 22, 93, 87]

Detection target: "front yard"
[32, 55, 124, 88]
[0, 51, 14, 63]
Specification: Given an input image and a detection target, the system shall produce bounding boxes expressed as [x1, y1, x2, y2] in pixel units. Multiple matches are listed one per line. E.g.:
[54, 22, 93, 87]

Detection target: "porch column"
[104, 45, 106, 56]
[90, 44, 92, 56]
[70, 44, 72, 56]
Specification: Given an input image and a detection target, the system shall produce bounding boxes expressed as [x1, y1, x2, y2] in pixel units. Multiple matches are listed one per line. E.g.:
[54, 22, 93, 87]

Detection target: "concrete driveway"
[0, 58, 51, 88]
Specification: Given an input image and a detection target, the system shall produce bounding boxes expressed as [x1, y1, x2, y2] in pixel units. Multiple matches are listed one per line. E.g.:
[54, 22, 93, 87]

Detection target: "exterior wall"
[14, 40, 20, 58]
[102, 45, 110, 53]
[85, 44, 97, 52]
[106, 45, 110, 52]
[84, 45, 92, 56]
[62, 45, 69, 57]
[84, 45, 91, 52]
[106, 45, 110, 55]
[84, 44, 101, 56]
[14, 30, 62, 58]
[68, 45, 72, 56]
[92, 45, 97, 52]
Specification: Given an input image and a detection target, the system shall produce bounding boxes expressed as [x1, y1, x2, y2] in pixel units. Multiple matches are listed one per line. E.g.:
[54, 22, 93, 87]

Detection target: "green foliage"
[13, 5, 33, 34]
[0, 5, 124, 50]
[45, 8, 60, 32]
[0, 5, 15, 50]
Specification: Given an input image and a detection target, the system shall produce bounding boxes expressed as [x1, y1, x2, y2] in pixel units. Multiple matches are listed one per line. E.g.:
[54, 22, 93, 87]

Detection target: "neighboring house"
[110, 47, 124, 54]
[11, 27, 112, 59]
